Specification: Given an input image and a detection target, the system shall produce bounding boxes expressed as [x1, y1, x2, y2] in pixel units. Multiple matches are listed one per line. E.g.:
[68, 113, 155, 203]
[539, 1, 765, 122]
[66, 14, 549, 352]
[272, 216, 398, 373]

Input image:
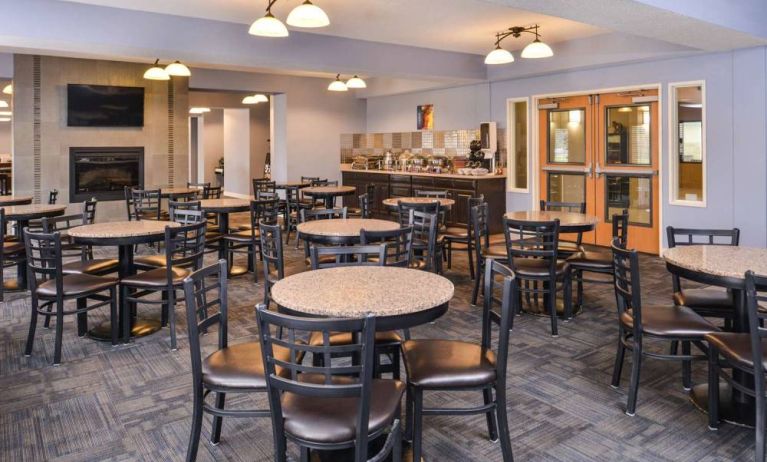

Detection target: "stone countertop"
[663, 245, 767, 279]
[302, 186, 356, 196]
[199, 199, 250, 211]
[504, 210, 599, 227]
[382, 197, 456, 208]
[0, 196, 33, 205]
[270, 266, 454, 317]
[297, 218, 400, 237]
[68, 220, 180, 239]
[2, 204, 67, 219]
[341, 164, 506, 180]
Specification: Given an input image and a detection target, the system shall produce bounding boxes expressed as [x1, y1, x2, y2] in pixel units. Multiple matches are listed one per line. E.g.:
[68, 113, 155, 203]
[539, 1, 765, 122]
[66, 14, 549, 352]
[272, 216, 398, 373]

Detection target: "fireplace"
[69, 147, 144, 202]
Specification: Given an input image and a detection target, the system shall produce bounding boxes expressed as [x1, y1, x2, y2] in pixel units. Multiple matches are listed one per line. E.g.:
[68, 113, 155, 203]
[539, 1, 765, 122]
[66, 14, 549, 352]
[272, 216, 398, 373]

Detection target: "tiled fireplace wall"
[340, 127, 507, 163]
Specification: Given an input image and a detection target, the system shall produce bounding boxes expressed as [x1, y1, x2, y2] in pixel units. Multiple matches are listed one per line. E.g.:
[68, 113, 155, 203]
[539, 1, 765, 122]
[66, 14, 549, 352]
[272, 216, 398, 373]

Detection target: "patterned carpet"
[0, 223, 757, 461]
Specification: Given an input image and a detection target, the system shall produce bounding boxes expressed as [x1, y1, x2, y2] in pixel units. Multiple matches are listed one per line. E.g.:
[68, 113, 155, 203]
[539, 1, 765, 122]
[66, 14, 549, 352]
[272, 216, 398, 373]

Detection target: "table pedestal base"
[229, 265, 249, 277]
[88, 317, 162, 342]
[312, 441, 423, 462]
[690, 382, 755, 428]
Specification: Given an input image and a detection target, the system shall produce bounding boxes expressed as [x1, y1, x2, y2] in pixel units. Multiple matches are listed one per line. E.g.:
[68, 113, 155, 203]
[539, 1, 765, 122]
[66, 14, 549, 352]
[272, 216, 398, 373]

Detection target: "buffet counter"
[340, 163, 505, 180]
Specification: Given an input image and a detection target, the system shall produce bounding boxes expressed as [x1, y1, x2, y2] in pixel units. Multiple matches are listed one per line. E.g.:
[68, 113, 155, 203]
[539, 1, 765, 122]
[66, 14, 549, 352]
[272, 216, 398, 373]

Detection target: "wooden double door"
[538, 89, 660, 254]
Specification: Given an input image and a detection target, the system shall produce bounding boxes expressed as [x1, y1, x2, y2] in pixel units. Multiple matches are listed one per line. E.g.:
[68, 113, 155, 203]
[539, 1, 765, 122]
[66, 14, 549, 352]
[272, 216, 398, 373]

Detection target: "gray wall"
[365, 47, 767, 248]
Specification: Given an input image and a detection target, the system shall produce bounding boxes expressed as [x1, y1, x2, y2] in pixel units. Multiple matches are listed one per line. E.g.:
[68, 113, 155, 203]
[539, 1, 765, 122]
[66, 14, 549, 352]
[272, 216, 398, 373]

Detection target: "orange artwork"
[417, 104, 433, 130]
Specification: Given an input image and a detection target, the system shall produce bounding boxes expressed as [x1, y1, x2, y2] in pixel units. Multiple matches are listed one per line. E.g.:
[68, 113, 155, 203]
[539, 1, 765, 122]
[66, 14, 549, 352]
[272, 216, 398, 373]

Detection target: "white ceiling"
[60, 0, 604, 54]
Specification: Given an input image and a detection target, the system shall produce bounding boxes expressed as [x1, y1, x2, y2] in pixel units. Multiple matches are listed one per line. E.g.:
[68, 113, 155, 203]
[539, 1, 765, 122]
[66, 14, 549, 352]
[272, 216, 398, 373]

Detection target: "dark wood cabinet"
[342, 170, 506, 233]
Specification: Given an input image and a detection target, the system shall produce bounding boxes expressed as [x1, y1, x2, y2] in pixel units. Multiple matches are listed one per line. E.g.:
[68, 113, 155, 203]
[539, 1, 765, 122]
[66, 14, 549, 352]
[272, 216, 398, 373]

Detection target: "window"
[506, 98, 528, 191]
[669, 82, 705, 205]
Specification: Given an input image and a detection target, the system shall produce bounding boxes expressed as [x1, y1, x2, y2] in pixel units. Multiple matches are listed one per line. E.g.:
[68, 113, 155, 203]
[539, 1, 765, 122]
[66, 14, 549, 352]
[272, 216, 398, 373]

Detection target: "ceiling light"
[242, 95, 258, 104]
[0, 118, 10, 122]
[345, 75, 367, 89]
[569, 110, 581, 124]
[189, 107, 211, 114]
[2, 84, 11, 95]
[287, 1, 330, 28]
[0, 111, 11, 116]
[249, 11, 289, 37]
[680, 103, 703, 109]
[0, 101, 8, 108]
[618, 106, 633, 113]
[144, 60, 170, 81]
[254, 94, 269, 103]
[165, 61, 191, 77]
[484, 46, 514, 65]
[328, 74, 348, 92]
[521, 38, 553, 59]
[486, 24, 553, 65]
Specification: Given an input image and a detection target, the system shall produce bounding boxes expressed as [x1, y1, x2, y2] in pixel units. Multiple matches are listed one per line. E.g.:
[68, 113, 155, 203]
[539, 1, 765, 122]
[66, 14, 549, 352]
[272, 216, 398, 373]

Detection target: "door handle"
[594, 164, 603, 177]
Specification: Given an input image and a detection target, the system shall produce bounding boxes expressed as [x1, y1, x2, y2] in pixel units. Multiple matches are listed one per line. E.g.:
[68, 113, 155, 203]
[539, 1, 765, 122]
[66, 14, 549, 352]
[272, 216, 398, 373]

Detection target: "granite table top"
[68, 220, 180, 239]
[382, 197, 456, 208]
[271, 266, 454, 318]
[297, 218, 400, 237]
[302, 186, 356, 197]
[663, 245, 767, 280]
[0, 196, 33, 206]
[158, 187, 198, 197]
[2, 204, 67, 220]
[504, 210, 599, 228]
[199, 199, 250, 212]
[275, 182, 311, 189]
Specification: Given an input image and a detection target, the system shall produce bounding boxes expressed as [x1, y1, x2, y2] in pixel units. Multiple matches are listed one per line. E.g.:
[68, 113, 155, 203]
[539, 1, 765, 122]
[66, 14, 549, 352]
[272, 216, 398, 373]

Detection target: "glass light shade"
[2, 84, 11, 95]
[253, 94, 269, 103]
[249, 13, 289, 37]
[165, 61, 191, 77]
[0, 111, 11, 116]
[0, 117, 10, 122]
[484, 47, 514, 65]
[144, 62, 170, 81]
[189, 107, 211, 114]
[345, 76, 367, 89]
[328, 76, 348, 92]
[286, 1, 330, 28]
[0, 101, 8, 108]
[521, 39, 553, 59]
[242, 95, 258, 104]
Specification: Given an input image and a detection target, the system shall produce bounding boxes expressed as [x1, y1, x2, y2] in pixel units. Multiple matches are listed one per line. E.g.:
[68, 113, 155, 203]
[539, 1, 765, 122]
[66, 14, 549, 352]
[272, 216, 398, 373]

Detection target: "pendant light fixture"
[0, 111, 11, 116]
[327, 74, 348, 92]
[286, 0, 329, 28]
[165, 61, 191, 77]
[144, 59, 170, 80]
[345, 75, 367, 89]
[250, 11, 289, 37]
[0, 101, 8, 109]
[189, 107, 211, 114]
[242, 94, 270, 104]
[2, 84, 11, 95]
[485, 24, 553, 65]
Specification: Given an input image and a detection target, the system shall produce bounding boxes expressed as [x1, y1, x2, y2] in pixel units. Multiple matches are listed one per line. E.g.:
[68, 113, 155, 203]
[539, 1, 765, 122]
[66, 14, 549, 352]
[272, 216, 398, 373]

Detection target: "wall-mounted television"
[67, 84, 144, 127]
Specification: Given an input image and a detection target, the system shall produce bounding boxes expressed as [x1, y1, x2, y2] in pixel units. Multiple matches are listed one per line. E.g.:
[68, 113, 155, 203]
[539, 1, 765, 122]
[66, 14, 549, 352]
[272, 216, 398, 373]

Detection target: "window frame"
[506, 97, 530, 193]
[668, 80, 706, 207]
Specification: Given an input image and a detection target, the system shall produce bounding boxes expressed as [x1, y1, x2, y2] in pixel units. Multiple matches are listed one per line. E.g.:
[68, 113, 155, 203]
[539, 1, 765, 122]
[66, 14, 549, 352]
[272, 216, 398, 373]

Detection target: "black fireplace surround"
[69, 147, 144, 202]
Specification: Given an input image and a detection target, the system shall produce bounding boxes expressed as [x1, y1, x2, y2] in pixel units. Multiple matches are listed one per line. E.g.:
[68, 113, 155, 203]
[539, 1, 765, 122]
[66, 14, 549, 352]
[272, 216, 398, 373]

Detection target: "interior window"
[671, 83, 704, 203]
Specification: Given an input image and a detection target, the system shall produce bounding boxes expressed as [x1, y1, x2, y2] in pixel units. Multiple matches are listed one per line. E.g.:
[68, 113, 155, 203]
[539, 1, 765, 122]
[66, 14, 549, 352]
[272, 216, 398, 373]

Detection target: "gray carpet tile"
[0, 222, 758, 461]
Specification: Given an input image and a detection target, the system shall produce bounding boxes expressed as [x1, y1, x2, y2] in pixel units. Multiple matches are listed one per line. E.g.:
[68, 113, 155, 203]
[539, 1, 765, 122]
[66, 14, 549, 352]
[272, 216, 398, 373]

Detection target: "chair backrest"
[164, 221, 207, 273]
[48, 189, 59, 205]
[256, 305, 377, 461]
[666, 226, 740, 247]
[187, 181, 211, 190]
[260, 221, 285, 282]
[299, 207, 347, 222]
[396, 200, 439, 227]
[124, 186, 135, 220]
[409, 209, 439, 272]
[301, 176, 320, 184]
[744, 271, 767, 379]
[169, 200, 201, 222]
[471, 203, 492, 263]
[503, 217, 559, 274]
[540, 200, 586, 214]
[253, 178, 276, 195]
[83, 199, 97, 224]
[41, 213, 89, 258]
[309, 244, 387, 270]
[203, 185, 222, 199]
[131, 188, 162, 221]
[250, 199, 280, 232]
[256, 190, 279, 201]
[415, 190, 448, 199]
[171, 208, 205, 225]
[357, 193, 370, 219]
[611, 239, 643, 334]
[611, 209, 630, 248]
[360, 226, 414, 268]
[24, 229, 63, 296]
[481, 259, 518, 383]
[182, 260, 230, 395]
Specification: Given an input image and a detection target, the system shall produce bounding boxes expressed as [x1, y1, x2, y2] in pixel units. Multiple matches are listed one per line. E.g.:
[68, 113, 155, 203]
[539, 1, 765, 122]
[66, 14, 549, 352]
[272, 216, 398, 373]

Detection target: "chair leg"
[186, 386, 204, 462]
[412, 388, 424, 462]
[76, 302, 88, 338]
[168, 289, 178, 351]
[210, 392, 226, 445]
[24, 298, 39, 356]
[446, 241, 452, 270]
[483, 386, 498, 442]
[681, 341, 692, 390]
[405, 386, 414, 442]
[299, 446, 310, 462]
[392, 419, 402, 462]
[548, 284, 558, 337]
[495, 384, 515, 462]
[563, 271, 573, 320]
[576, 269, 584, 309]
[391, 346, 401, 381]
[611, 331, 626, 388]
[53, 302, 65, 365]
[471, 265, 482, 306]
[625, 338, 643, 416]
[707, 346, 720, 430]
[467, 243, 475, 280]
[756, 378, 766, 462]
[120, 285, 131, 343]
[669, 340, 679, 356]
[43, 303, 53, 329]
[160, 291, 169, 327]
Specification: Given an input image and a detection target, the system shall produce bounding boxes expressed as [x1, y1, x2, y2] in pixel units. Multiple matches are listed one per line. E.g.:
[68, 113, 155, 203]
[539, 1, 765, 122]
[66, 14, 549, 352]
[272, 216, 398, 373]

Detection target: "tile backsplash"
[340, 128, 507, 164]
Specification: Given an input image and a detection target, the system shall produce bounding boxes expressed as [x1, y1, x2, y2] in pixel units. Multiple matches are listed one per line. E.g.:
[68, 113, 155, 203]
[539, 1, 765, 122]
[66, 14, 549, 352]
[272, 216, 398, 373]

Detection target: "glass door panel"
[548, 173, 585, 204]
[605, 175, 652, 226]
[605, 105, 651, 165]
[548, 109, 586, 163]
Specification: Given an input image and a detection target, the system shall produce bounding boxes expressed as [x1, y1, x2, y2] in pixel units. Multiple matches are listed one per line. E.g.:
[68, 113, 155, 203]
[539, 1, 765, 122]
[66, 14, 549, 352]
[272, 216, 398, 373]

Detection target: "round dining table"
[4, 204, 68, 290]
[382, 196, 455, 210]
[664, 245, 767, 427]
[0, 195, 33, 206]
[69, 220, 181, 341]
[158, 187, 198, 200]
[275, 181, 311, 190]
[297, 218, 400, 246]
[503, 210, 598, 233]
[200, 198, 251, 276]
[302, 185, 356, 208]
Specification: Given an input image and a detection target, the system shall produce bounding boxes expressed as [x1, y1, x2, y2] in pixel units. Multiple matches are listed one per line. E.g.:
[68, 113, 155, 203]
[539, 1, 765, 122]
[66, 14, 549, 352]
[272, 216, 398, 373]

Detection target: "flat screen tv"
[67, 84, 144, 127]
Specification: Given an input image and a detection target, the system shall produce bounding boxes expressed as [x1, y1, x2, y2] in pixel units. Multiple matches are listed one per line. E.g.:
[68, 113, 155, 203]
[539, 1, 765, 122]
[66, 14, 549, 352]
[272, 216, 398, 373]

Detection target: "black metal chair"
[706, 270, 767, 461]
[223, 199, 280, 281]
[667, 226, 740, 329]
[23, 229, 119, 365]
[567, 210, 629, 312]
[182, 259, 278, 461]
[348, 184, 374, 219]
[360, 226, 414, 268]
[41, 213, 119, 276]
[298, 207, 348, 259]
[471, 203, 508, 306]
[256, 306, 403, 462]
[409, 209, 443, 273]
[402, 258, 517, 462]
[260, 222, 302, 308]
[503, 217, 572, 336]
[121, 221, 207, 350]
[253, 178, 276, 196]
[540, 200, 586, 257]
[48, 189, 59, 205]
[0, 209, 25, 302]
[309, 244, 387, 270]
[284, 186, 312, 244]
[131, 188, 165, 221]
[610, 240, 719, 416]
[444, 194, 484, 279]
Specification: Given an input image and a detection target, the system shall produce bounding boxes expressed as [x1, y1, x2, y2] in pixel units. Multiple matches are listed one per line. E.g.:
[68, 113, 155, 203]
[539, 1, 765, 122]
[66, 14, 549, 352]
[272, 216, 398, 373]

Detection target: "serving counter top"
[340, 163, 505, 180]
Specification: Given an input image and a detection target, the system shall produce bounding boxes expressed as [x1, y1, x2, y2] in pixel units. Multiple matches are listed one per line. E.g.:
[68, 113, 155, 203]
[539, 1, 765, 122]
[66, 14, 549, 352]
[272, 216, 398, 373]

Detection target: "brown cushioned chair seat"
[558, 241, 582, 253]
[485, 244, 507, 258]
[567, 250, 612, 271]
[268, 265, 304, 279]
[139, 211, 169, 220]
[282, 375, 404, 444]
[674, 288, 734, 309]
[223, 229, 259, 243]
[202, 341, 295, 389]
[232, 224, 253, 231]
[134, 254, 167, 268]
[62, 258, 119, 275]
[309, 330, 403, 347]
[443, 227, 469, 239]
[511, 258, 568, 277]
[37, 273, 118, 298]
[3, 241, 25, 254]
[402, 339, 496, 388]
[705, 332, 767, 371]
[120, 266, 191, 287]
[620, 305, 719, 337]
